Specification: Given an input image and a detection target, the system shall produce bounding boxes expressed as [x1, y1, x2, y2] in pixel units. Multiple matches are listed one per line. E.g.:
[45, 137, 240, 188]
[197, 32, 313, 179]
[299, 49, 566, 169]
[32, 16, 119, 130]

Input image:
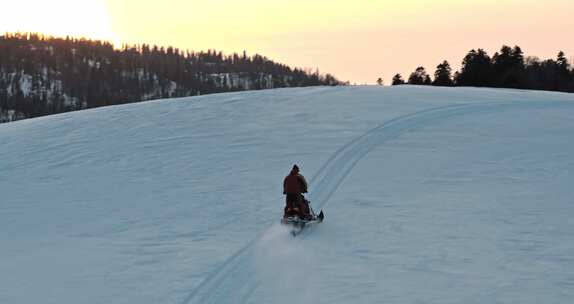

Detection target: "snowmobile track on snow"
[180, 100, 559, 304]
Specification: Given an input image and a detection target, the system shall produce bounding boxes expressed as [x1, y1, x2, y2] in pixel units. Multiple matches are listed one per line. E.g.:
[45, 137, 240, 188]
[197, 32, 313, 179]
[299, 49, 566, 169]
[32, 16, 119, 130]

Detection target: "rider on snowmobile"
[283, 164, 311, 219]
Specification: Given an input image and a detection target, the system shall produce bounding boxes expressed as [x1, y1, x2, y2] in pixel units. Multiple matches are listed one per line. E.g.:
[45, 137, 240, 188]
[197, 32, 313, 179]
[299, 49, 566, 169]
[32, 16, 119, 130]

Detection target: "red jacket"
[283, 171, 308, 194]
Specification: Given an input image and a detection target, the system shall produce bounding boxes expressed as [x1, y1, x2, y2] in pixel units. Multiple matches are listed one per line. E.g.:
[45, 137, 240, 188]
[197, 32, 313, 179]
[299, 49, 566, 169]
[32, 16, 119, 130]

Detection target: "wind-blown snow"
[1, 86, 573, 304]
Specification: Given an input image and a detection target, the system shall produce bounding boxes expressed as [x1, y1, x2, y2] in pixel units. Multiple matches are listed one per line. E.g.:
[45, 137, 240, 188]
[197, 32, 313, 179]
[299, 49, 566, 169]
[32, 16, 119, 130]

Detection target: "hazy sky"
[2, 0, 573, 84]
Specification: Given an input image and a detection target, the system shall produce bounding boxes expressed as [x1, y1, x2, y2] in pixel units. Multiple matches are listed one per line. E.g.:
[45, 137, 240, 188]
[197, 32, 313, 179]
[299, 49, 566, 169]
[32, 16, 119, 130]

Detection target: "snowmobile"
[281, 197, 324, 236]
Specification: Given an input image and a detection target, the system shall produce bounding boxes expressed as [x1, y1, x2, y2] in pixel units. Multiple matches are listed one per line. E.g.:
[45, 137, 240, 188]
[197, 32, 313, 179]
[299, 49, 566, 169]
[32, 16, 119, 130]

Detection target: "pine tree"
[492, 45, 524, 88]
[557, 51, 569, 70]
[392, 74, 405, 85]
[432, 60, 454, 86]
[455, 49, 493, 87]
[555, 51, 571, 91]
[408, 67, 430, 85]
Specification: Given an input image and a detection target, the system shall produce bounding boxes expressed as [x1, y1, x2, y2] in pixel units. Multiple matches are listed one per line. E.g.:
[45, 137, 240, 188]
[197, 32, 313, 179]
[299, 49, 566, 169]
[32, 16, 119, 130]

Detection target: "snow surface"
[1, 86, 574, 304]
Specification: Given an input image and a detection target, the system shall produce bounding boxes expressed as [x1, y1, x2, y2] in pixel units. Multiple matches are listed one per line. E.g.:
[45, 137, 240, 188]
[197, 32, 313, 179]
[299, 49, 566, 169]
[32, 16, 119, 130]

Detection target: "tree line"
[0, 33, 343, 123]
[388, 45, 574, 93]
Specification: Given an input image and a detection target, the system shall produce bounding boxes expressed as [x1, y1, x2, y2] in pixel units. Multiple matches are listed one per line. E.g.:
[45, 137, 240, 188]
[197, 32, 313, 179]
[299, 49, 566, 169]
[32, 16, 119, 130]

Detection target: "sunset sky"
[1, 0, 573, 84]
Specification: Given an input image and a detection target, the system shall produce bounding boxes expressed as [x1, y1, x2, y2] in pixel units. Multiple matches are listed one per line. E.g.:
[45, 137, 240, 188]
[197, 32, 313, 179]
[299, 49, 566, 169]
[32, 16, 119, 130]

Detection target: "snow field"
[1, 86, 573, 303]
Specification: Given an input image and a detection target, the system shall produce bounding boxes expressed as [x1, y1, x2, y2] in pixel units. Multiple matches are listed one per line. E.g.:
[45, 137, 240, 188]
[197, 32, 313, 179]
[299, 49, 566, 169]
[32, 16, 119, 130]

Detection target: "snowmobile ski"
[281, 208, 324, 236]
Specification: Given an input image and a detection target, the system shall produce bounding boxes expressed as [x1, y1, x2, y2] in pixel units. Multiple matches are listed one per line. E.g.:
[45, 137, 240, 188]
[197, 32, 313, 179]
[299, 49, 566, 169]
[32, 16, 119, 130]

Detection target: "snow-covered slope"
[1, 86, 573, 304]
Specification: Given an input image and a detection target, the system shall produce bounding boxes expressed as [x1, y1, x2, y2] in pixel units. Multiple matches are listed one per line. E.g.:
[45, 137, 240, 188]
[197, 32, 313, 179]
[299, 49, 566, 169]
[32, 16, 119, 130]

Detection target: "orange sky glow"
[1, 0, 573, 84]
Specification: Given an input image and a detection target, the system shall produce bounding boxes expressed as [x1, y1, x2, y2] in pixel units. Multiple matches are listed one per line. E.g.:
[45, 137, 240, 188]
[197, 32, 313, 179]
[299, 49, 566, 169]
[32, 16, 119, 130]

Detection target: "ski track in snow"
[181, 99, 567, 303]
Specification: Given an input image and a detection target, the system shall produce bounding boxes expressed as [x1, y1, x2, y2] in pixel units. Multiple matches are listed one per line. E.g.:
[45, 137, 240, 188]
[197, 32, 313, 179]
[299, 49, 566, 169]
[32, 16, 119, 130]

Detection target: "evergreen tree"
[455, 49, 493, 87]
[432, 60, 454, 86]
[511, 46, 525, 68]
[391, 74, 405, 85]
[408, 67, 430, 85]
[556, 51, 569, 70]
[555, 51, 571, 91]
[492, 45, 525, 88]
[376, 78, 384, 85]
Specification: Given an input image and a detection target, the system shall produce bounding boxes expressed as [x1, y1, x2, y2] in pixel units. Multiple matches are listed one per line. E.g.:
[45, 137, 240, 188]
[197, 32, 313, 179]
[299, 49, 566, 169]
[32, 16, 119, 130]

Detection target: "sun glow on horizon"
[1, 0, 119, 46]
[2, 0, 573, 83]
[102, 0, 574, 83]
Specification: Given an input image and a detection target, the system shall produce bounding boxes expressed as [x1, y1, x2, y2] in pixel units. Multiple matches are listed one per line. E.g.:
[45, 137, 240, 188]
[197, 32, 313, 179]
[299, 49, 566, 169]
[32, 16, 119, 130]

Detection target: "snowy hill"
[1, 86, 573, 304]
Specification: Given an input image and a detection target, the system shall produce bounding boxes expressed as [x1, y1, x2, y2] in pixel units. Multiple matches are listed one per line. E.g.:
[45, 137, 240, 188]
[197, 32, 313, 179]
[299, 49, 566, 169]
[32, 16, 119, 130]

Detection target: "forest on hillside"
[0, 33, 343, 123]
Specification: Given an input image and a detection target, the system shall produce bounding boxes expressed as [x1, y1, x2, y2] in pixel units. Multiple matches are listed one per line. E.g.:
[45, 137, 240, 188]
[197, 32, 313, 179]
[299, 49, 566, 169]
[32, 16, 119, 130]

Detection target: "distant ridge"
[0, 32, 344, 123]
